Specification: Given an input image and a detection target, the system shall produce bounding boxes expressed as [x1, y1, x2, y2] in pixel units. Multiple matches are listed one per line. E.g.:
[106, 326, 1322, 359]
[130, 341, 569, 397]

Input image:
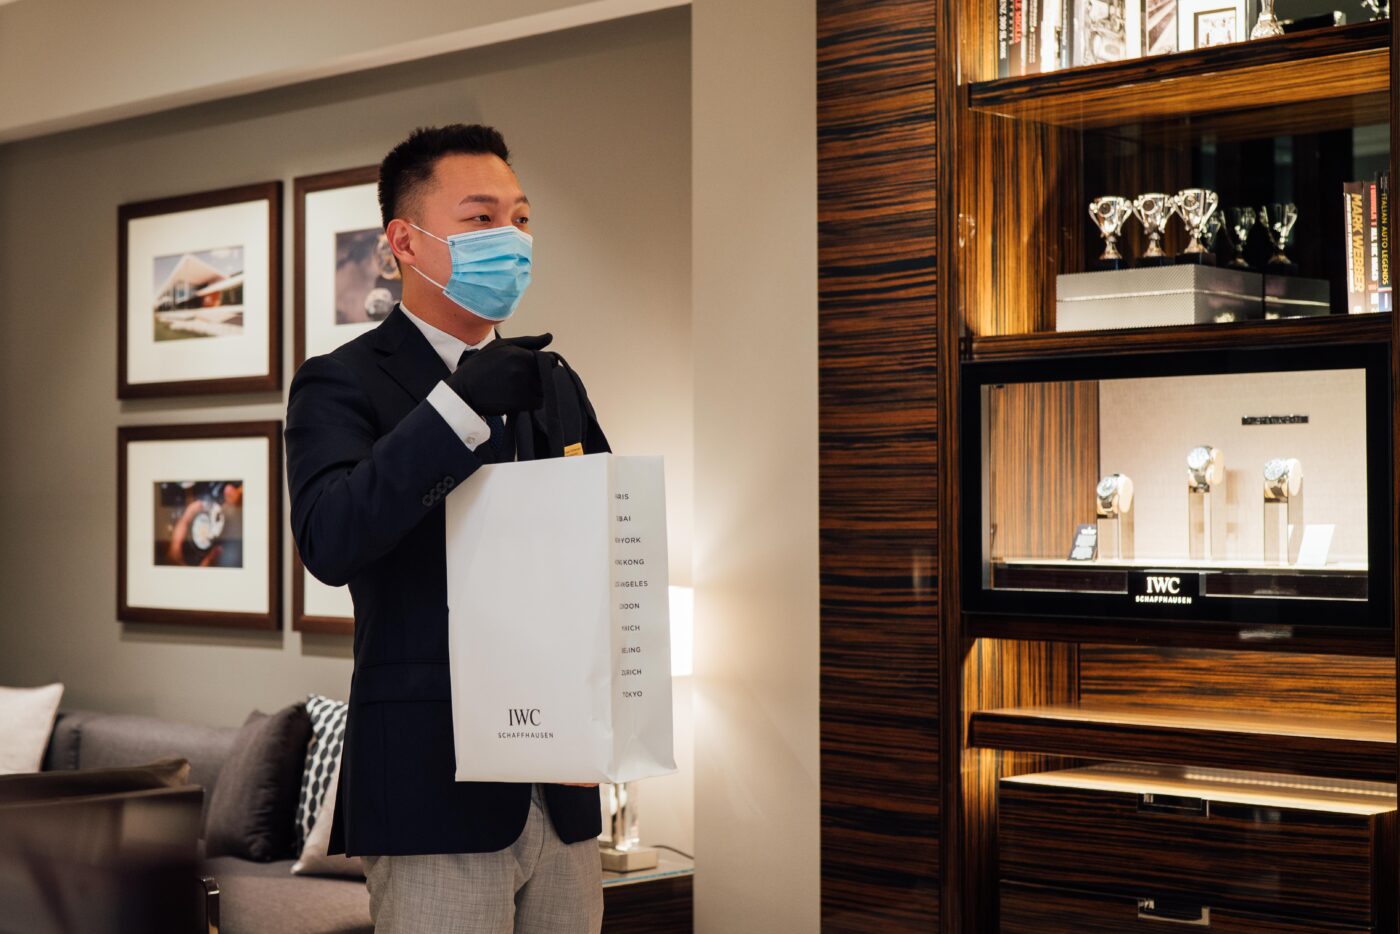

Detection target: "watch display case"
[961, 342, 1392, 629]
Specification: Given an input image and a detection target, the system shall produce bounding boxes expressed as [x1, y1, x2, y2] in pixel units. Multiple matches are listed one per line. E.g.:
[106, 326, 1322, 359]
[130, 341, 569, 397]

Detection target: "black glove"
[446, 334, 553, 416]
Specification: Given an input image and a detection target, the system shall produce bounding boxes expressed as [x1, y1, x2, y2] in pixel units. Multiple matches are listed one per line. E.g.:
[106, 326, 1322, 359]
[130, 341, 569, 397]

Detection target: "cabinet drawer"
[998, 765, 1396, 930]
[1001, 882, 1372, 933]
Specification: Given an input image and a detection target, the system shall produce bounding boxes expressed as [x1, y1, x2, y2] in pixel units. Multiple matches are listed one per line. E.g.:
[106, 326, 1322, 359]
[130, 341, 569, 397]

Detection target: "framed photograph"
[118, 422, 281, 629]
[1143, 0, 1178, 54]
[293, 550, 354, 635]
[294, 166, 400, 367]
[1071, 0, 1142, 66]
[118, 183, 282, 398]
[1177, 0, 1248, 50]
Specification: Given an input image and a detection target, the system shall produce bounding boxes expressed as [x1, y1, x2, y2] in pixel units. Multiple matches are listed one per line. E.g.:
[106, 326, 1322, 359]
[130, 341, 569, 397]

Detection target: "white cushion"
[294, 694, 347, 852]
[0, 683, 64, 774]
[290, 759, 362, 878]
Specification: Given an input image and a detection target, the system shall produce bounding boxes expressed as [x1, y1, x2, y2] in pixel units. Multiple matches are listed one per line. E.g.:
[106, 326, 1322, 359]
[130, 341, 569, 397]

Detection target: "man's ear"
[385, 218, 418, 270]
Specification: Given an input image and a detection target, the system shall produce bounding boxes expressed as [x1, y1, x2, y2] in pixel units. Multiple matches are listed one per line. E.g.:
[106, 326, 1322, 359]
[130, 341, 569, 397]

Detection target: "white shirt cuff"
[427, 381, 492, 450]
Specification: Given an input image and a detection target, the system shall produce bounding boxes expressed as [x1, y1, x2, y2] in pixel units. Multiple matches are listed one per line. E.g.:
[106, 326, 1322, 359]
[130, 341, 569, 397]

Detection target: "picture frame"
[292, 550, 355, 635]
[117, 421, 282, 630]
[1143, 0, 1178, 54]
[118, 182, 282, 398]
[293, 165, 400, 368]
[1177, 0, 1249, 50]
[1070, 0, 1143, 67]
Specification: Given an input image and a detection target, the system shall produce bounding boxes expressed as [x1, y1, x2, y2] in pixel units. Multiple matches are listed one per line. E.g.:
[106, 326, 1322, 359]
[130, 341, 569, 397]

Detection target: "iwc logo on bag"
[1129, 571, 1197, 606]
[499, 707, 553, 740]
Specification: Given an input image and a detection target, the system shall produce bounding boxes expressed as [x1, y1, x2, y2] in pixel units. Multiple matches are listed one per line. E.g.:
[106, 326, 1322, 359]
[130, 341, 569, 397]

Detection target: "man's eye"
[516, 217, 530, 225]
[474, 214, 491, 223]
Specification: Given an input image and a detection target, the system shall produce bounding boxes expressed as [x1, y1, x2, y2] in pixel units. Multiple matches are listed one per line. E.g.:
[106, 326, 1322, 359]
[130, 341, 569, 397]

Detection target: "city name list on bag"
[613, 487, 659, 700]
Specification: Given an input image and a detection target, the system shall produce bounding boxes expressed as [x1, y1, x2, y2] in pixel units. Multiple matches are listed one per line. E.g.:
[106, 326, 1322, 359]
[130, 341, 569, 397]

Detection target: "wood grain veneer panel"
[1390, 12, 1400, 933]
[971, 313, 1393, 360]
[960, 639, 1078, 931]
[1081, 646, 1397, 720]
[939, 1, 1086, 930]
[818, 1, 941, 930]
[1002, 882, 1373, 933]
[969, 21, 1389, 130]
[601, 875, 693, 933]
[970, 704, 1397, 781]
[999, 775, 1391, 929]
[957, 113, 1078, 337]
[986, 380, 1098, 562]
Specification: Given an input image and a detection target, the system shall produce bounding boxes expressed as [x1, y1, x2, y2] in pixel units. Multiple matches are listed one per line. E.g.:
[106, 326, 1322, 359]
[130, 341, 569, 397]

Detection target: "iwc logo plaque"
[1130, 571, 1198, 606]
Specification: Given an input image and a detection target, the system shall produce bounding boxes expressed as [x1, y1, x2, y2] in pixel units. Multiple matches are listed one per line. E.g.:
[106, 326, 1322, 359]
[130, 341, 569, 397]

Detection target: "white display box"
[1055, 266, 1264, 332]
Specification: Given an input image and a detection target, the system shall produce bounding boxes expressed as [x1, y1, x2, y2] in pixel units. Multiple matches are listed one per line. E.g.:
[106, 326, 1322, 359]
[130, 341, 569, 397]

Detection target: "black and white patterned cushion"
[294, 694, 348, 852]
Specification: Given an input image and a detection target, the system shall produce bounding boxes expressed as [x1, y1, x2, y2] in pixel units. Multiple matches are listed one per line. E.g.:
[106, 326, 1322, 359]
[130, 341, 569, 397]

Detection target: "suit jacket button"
[444, 475, 455, 489]
[421, 494, 433, 507]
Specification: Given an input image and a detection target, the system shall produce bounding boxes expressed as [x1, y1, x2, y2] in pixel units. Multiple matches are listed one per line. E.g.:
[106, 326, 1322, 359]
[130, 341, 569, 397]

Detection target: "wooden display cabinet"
[933, 5, 1400, 931]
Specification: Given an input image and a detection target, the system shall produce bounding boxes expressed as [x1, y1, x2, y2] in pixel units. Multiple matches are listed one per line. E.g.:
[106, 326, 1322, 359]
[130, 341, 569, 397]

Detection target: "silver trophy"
[1261, 203, 1299, 273]
[1133, 193, 1174, 267]
[1173, 189, 1220, 264]
[1252, 0, 1285, 37]
[1089, 196, 1134, 269]
[1228, 206, 1256, 269]
[1202, 213, 1224, 251]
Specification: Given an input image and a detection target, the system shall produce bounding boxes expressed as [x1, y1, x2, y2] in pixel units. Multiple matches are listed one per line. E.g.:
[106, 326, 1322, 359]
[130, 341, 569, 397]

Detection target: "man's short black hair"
[377, 124, 512, 228]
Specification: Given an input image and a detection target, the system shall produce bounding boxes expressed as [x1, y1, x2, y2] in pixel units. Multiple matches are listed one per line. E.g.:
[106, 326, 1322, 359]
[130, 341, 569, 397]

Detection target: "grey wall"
[0, 0, 688, 141]
[691, 0, 819, 928]
[0, 8, 694, 851]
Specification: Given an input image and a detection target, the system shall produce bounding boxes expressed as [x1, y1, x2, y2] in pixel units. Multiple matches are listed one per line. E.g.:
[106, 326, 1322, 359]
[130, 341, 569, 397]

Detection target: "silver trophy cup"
[1261, 202, 1299, 273]
[1133, 192, 1174, 266]
[1089, 196, 1134, 268]
[1173, 188, 1220, 264]
[1228, 206, 1257, 268]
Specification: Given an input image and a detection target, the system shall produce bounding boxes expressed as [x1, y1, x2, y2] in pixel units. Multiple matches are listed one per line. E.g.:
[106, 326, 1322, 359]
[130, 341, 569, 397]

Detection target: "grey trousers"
[362, 784, 604, 934]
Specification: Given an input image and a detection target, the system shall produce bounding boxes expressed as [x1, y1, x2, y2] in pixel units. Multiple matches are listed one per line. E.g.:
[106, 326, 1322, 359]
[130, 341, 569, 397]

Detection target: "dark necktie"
[457, 347, 507, 454]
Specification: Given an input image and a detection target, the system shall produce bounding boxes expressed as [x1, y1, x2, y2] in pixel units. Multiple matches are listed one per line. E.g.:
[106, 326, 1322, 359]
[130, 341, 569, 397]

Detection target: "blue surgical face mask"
[408, 223, 533, 322]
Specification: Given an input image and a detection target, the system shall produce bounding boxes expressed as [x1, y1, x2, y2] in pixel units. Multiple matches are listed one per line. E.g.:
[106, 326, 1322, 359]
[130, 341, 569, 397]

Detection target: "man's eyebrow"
[456, 194, 531, 207]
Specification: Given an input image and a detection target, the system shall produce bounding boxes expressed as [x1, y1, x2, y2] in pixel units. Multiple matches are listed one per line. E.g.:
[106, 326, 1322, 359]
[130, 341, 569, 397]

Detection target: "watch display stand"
[1187, 487, 1225, 562]
[1096, 513, 1134, 562]
[1264, 489, 1305, 566]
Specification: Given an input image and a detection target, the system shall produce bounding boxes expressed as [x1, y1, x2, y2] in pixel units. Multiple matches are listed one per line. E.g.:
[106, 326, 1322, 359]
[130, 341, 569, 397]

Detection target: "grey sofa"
[42, 708, 372, 934]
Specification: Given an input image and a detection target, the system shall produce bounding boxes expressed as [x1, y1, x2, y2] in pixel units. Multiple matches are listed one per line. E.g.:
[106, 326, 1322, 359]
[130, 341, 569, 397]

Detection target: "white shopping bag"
[445, 453, 676, 784]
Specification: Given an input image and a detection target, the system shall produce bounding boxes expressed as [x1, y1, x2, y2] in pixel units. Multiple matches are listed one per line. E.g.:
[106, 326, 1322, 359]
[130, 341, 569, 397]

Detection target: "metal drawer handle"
[1137, 898, 1211, 926]
[1138, 793, 1209, 818]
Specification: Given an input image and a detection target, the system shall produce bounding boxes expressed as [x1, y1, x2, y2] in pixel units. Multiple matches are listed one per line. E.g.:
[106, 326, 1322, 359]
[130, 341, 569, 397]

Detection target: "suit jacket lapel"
[373, 306, 449, 403]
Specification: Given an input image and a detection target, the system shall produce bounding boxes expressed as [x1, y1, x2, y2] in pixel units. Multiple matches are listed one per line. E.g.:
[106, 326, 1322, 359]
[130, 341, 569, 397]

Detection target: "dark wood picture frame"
[292, 550, 354, 636]
[293, 165, 381, 369]
[117, 421, 282, 630]
[117, 181, 283, 398]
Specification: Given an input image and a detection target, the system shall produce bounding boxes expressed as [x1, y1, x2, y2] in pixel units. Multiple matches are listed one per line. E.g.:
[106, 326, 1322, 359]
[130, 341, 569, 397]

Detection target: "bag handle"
[536, 351, 568, 458]
[505, 350, 588, 460]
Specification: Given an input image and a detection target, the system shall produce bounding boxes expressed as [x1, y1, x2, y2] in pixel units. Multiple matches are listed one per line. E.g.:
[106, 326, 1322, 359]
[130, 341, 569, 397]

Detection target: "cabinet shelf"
[967, 20, 1389, 130]
[966, 611, 1395, 657]
[967, 312, 1391, 362]
[968, 704, 1397, 782]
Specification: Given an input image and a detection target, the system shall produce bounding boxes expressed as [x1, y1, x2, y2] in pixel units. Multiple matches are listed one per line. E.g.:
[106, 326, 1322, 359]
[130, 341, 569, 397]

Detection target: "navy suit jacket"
[285, 306, 603, 855]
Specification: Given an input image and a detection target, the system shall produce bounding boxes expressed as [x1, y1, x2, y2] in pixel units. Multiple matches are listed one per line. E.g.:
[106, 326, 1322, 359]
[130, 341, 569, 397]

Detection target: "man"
[286, 124, 605, 933]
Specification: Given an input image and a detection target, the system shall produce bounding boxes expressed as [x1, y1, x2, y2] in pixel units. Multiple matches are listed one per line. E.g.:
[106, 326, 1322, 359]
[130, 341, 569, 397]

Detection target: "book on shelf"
[997, 0, 1069, 76]
[1369, 179, 1380, 312]
[1380, 173, 1392, 312]
[1343, 173, 1391, 315]
[1344, 181, 1365, 313]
